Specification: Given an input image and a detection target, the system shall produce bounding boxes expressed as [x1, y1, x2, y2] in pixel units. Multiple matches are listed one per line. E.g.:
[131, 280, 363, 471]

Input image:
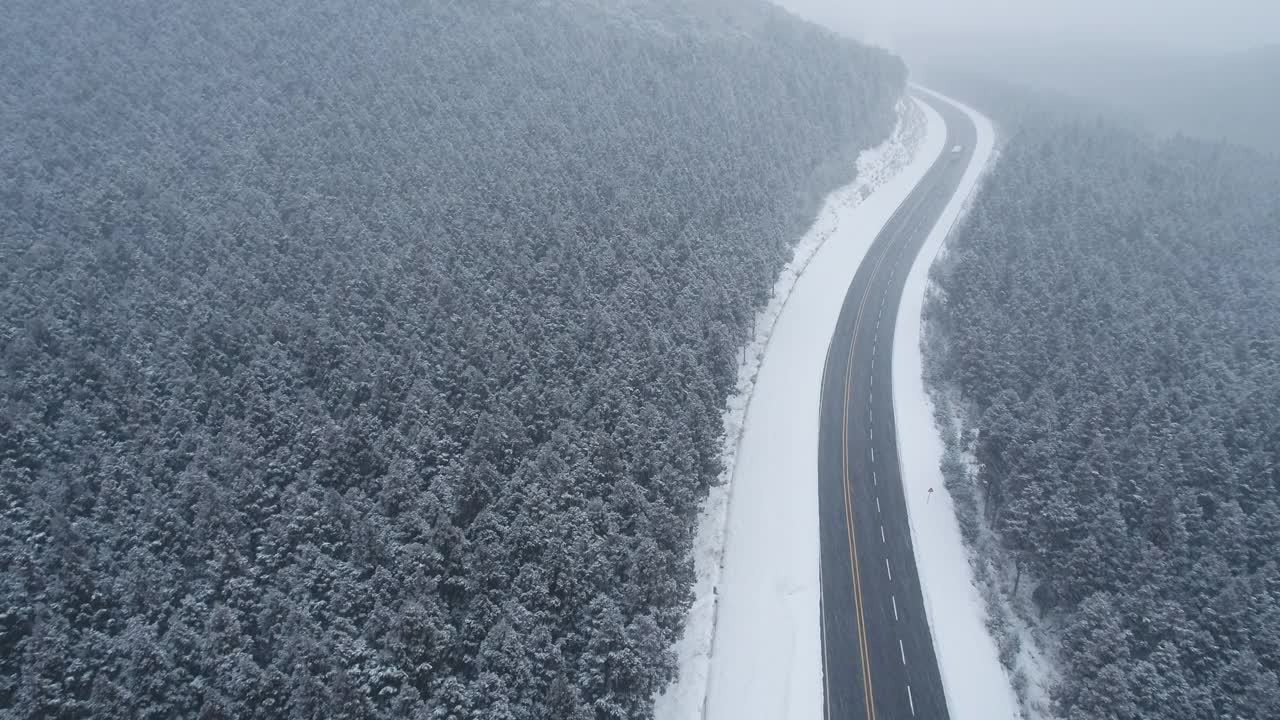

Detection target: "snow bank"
[654, 97, 945, 720]
[890, 87, 1020, 720]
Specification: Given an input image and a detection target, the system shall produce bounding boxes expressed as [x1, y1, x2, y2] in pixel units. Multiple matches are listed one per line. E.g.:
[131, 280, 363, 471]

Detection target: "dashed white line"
[892, 595, 899, 620]
[900, 639, 907, 665]
[869, 427, 873, 440]
[885, 558, 892, 580]
[871, 447, 875, 463]
[876, 497, 881, 514]
[908, 684, 916, 716]
[872, 471, 877, 486]
[880, 525, 886, 543]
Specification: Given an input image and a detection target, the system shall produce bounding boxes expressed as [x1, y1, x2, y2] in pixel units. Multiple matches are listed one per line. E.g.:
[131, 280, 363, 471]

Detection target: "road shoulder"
[890, 88, 1020, 720]
[654, 98, 946, 720]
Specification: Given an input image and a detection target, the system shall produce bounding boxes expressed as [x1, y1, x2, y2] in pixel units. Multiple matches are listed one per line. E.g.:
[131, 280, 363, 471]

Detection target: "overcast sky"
[771, 0, 1280, 54]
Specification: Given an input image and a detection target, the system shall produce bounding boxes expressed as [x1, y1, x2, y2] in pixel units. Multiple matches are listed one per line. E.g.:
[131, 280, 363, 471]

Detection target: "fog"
[772, 0, 1280, 55]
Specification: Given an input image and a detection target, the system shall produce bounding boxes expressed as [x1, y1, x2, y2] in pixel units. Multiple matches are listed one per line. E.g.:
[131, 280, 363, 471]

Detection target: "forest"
[0, 0, 905, 717]
[929, 100, 1280, 717]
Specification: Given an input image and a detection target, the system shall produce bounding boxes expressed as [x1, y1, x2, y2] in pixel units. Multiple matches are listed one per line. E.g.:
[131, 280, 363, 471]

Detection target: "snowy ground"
[891, 87, 1022, 720]
[927, 387, 1062, 720]
[653, 97, 945, 720]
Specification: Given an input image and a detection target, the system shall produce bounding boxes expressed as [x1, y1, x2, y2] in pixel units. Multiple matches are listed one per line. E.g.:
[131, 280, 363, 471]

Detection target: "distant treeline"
[0, 0, 903, 717]
[917, 44, 1280, 157]
[930, 98, 1280, 717]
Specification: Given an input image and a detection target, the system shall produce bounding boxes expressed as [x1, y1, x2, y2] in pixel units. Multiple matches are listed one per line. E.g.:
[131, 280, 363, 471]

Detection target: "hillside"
[928, 106, 1280, 717]
[0, 0, 904, 717]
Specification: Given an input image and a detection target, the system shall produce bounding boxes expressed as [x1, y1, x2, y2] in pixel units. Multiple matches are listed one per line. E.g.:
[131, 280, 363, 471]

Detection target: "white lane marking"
[870, 374, 874, 387]
[870, 426, 873, 440]
[885, 558, 892, 580]
[900, 639, 907, 665]
[876, 497, 881, 514]
[872, 471, 877, 486]
[880, 525, 886, 543]
[908, 685, 916, 716]
[892, 595, 899, 620]
[821, 563, 831, 717]
[871, 448, 875, 463]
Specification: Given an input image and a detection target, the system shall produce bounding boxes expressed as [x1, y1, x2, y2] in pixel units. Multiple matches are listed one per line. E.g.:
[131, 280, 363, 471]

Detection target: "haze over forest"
[772, 0, 1280, 54]
[774, 0, 1280, 157]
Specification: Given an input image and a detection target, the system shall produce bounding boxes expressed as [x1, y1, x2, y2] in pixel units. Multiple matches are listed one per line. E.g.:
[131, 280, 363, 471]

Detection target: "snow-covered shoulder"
[890, 88, 1020, 719]
[654, 97, 945, 720]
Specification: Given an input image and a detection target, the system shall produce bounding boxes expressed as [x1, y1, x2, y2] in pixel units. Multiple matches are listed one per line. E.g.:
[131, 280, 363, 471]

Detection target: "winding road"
[818, 92, 977, 719]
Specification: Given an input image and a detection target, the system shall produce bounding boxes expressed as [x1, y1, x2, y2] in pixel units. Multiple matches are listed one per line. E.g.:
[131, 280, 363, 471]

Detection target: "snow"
[891, 86, 1021, 720]
[654, 96, 946, 720]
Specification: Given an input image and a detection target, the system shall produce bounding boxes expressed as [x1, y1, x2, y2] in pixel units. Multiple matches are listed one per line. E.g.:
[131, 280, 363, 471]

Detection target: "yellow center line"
[836, 157, 945, 718]
[841, 232, 898, 720]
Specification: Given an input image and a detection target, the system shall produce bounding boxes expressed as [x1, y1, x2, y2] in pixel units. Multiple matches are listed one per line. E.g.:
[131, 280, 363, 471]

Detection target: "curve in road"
[819, 92, 977, 720]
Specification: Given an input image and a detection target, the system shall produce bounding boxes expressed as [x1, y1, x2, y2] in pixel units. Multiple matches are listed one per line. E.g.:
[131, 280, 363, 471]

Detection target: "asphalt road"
[818, 93, 977, 720]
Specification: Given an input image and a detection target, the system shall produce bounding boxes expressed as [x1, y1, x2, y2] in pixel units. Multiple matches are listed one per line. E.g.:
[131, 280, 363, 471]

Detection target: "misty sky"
[772, 0, 1280, 54]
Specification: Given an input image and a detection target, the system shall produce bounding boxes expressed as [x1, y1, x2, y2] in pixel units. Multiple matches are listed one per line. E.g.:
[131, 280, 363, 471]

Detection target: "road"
[818, 92, 977, 719]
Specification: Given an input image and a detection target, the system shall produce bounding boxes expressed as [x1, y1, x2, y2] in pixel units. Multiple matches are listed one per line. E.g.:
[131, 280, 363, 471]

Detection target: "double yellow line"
[838, 237, 895, 720]
[834, 161, 941, 719]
